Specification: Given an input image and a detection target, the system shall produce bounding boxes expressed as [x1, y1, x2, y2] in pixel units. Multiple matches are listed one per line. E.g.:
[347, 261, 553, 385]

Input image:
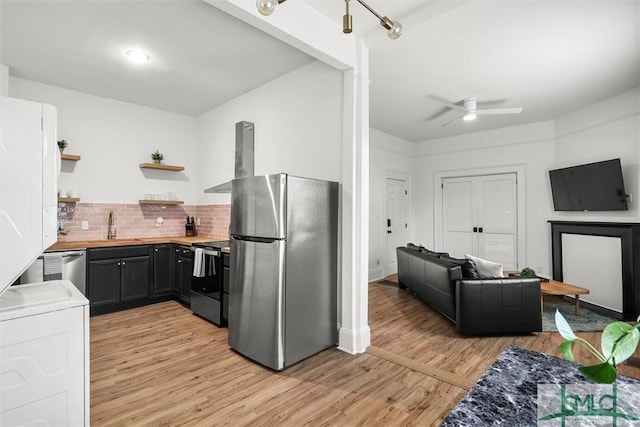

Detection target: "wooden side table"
[540, 280, 590, 315]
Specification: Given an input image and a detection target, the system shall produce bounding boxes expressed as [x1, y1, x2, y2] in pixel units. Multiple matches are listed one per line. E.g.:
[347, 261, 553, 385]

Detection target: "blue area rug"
[542, 300, 618, 332]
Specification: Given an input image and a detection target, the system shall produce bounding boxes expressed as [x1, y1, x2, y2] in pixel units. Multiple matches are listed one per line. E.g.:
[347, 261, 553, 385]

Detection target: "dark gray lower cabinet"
[88, 246, 151, 315]
[89, 259, 120, 306]
[153, 245, 174, 295]
[174, 246, 193, 304]
[87, 243, 200, 316]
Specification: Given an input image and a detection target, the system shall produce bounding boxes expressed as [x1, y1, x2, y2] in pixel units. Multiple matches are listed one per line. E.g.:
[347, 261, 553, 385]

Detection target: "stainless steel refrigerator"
[228, 173, 339, 371]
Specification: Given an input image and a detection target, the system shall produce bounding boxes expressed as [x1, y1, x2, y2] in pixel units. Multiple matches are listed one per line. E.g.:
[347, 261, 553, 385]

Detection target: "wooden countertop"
[49, 235, 230, 251]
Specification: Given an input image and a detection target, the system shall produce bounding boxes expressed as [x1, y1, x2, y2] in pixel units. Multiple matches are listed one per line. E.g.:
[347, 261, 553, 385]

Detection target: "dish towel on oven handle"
[193, 248, 206, 277]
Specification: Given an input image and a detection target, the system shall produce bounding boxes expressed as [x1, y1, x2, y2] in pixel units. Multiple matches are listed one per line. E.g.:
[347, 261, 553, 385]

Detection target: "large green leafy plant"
[556, 310, 640, 383]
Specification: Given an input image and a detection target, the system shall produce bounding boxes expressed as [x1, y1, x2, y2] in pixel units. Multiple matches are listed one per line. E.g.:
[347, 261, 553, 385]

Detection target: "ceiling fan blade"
[426, 107, 450, 121]
[476, 107, 523, 115]
[441, 115, 462, 127]
[446, 103, 469, 113]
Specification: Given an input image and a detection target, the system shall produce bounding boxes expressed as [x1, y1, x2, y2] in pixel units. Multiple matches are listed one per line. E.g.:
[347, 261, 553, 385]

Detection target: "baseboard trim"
[338, 325, 371, 355]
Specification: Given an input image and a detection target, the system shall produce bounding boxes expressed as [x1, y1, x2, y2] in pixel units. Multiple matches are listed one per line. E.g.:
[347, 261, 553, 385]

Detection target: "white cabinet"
[0, 96, 58, 290]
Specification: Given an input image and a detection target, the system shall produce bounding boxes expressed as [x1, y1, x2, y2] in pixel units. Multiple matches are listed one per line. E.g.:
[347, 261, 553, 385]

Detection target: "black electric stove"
[190, 240, 229, 326]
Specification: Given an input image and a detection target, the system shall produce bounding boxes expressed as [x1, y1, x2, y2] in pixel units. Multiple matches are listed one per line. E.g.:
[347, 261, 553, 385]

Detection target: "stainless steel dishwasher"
[19, 249, 87, 295]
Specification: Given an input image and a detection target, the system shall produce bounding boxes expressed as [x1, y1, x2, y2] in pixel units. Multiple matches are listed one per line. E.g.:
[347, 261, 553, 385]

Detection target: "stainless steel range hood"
[204, 121, 254, 193]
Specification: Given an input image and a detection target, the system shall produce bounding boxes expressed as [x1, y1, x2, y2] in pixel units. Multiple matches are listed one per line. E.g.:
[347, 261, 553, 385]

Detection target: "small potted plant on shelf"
[151, 150, 164, 164]
[57, 139, 68, 153]
[520, 267, 536, 277]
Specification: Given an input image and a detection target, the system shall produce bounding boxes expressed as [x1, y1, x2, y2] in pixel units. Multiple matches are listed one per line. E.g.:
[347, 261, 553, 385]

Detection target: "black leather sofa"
[396, 245, 542, 335]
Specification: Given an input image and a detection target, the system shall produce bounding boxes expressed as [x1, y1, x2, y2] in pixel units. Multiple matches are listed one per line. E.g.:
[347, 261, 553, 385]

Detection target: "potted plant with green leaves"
[555, 310, 640, 383]
[521, 267, 536, 277]
[57, 139, 68, 153]
[151, 150, 164, 164]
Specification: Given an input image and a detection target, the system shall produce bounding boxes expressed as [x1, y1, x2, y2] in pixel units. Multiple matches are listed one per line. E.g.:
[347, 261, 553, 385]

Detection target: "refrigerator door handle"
[231, 235, 280, 244]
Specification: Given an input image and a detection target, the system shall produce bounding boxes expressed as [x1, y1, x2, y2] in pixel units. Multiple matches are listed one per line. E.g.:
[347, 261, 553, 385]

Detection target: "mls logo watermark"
[538, 383, 640, 426]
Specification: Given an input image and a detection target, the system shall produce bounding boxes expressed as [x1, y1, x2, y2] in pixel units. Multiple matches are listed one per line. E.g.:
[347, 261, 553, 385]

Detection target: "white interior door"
[442, 173, 517, 270]
[385, 177, 408, 276]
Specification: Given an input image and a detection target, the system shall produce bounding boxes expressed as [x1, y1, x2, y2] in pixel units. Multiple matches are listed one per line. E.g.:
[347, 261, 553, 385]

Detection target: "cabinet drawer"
[89, 245, 150, 261]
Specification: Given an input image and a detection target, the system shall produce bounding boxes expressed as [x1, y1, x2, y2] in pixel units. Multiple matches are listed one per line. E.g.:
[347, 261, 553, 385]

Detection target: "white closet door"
[442, 178, 476, 257]
[442, 173, 517, 270]
[478, 174, 517, 270]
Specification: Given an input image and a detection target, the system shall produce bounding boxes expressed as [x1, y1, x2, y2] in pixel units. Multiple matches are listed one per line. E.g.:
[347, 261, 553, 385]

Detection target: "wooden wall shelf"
[139, 200, 184, 205]
[61, 153, 81, 161]
[58, 197, 80, 203]
[139, 163, 184, 172]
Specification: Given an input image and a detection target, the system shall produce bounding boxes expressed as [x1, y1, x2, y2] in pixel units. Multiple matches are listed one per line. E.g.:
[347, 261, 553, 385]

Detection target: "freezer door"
[230, 174, 286, 239]
[228, 237, 285, 370]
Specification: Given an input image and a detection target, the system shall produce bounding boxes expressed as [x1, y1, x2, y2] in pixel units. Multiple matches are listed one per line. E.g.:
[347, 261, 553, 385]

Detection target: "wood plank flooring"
[90, 280, 640, 426]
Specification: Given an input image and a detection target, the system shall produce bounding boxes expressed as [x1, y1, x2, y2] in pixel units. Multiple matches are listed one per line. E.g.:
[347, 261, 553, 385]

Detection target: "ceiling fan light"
[387, 20, 402, 39]
[463, 112, 477, 121]
[125, 49, 150, 64]
[256, 0, 277, 16]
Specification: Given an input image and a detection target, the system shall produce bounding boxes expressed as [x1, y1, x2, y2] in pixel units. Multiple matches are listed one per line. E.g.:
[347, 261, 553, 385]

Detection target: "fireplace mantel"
[549, 221, 640, 320]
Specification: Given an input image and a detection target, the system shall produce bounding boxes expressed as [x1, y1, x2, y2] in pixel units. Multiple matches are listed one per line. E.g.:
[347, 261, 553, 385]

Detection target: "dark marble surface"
[440, 345, 640, 426]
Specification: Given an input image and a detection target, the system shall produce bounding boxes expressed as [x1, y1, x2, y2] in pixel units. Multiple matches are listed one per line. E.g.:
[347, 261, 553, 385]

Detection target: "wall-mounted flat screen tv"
[549, 158, 628, 211]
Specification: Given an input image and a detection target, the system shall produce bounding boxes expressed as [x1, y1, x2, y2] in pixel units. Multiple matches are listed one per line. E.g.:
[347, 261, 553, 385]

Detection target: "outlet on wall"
[81, 221, 89, 230]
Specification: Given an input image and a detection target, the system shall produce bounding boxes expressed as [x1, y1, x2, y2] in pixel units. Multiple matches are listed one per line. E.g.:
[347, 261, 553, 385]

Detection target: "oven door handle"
[191, 247, 220, 257]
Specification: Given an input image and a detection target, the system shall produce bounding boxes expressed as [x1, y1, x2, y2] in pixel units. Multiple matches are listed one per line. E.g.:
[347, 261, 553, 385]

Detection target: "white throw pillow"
[464, 253, 504, 278]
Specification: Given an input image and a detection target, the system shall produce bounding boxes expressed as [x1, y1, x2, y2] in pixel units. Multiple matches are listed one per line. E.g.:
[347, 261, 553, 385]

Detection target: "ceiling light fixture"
[125, 49, 150, 64]
[463, 112, 477, 121]
[256, 0, 402, 39]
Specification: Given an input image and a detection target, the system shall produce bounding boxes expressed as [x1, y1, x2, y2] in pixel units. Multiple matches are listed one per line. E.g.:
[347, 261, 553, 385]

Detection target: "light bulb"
[463, 112, 477, 121]
[387, 21, 402, 39]
[256, 0, 277, 16]
[125, 50, 150, 64]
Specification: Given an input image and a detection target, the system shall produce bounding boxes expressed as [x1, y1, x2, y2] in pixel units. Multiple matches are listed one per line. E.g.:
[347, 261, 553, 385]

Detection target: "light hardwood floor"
[90, 280, 640, 426]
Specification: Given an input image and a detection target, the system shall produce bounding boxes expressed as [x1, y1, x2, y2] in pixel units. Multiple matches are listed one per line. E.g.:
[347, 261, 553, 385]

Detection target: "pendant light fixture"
[256, 0, 402, 39]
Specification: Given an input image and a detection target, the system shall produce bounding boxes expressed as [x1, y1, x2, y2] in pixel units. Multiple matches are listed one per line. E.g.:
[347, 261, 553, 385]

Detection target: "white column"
[338, 40, 370, 354]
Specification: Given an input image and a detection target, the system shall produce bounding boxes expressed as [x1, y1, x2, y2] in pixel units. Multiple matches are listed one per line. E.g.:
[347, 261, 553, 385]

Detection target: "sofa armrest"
[455, 277, 542, 335]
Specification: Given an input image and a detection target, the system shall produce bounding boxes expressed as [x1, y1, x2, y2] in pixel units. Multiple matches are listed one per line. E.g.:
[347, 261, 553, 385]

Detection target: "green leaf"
[555, 309, 577, 340]
[601, 322, 640, 364]
[579, 362, 618, 384]
[560, 340, 576, 362]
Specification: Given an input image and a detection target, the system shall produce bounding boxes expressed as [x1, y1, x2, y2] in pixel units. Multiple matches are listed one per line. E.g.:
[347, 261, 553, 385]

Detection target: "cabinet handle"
[155, 248, 158, 252]
[117, 262, 121, 266]
[122, 261, 126, 265]
[178, 260, 182, 263]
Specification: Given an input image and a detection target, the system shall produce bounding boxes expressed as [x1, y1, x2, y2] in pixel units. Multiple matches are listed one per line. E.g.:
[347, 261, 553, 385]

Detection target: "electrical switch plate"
[81, 221, 89, 230]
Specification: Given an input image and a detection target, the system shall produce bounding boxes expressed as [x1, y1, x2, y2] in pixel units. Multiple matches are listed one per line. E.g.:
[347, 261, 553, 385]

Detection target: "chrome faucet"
[107, 211, 117, 240]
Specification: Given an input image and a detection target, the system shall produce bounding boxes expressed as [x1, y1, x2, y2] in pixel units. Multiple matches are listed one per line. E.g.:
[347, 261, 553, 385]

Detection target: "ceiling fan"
[440, 97, 523, 127]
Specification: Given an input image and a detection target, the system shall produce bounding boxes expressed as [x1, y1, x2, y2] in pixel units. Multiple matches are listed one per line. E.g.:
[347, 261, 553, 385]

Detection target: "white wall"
[551, 87, 640, 222]
[369, 128, 413, 280]
[196, 60, 343, 205]
[9, 77, 199, 204]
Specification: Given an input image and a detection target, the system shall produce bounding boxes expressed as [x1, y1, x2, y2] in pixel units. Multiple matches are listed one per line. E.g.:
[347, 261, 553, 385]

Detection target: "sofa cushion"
[464, 253, 504, 278]
[406, 243, 449, 258]
[441, 256, 479, 279]
[407, 243, 423, 251]
[421, 248, 449, 258]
